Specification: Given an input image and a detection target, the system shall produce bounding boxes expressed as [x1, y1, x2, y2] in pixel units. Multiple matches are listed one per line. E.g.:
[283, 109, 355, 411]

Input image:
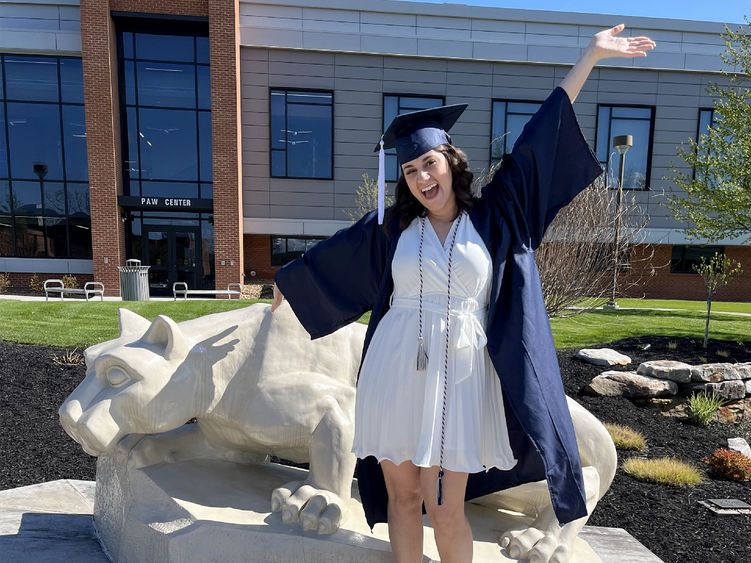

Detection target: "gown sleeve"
[480, 86, 603, 250]
[274, 210, 390, 340]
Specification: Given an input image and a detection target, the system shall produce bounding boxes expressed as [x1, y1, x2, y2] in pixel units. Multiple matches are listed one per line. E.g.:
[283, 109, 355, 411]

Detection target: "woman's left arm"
[560, 24, 656, 103]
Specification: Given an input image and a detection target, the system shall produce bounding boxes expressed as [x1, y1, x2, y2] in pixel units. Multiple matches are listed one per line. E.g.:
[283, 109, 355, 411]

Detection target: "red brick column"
[80, 1, 126, 296]
[209, 0, 244, 293]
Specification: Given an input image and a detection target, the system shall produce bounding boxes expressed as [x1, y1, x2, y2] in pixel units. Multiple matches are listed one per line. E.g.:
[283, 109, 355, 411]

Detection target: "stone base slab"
[94, 455, 605, 563]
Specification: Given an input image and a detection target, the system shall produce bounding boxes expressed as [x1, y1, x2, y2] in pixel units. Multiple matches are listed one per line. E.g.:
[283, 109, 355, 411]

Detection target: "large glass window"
[694, 108, 715, 180]
[382, 94, 444, 182]
[271, 236, 325, 266]
[490, 100, 541, 170]
[596, 105, 654, 190]
[120, 29, 212, 200]
[270, 89, 333, 179]
[0, 54, 90, 258]
[671, 245, 723, 274]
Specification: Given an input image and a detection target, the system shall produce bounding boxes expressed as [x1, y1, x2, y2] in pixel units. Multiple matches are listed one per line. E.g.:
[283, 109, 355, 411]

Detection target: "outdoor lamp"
[604, 135, 633, 311]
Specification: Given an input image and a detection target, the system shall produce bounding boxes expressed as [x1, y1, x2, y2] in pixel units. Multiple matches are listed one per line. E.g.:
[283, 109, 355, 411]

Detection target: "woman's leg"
[421, 467, 472, 563]
[381, 459, 424, 563]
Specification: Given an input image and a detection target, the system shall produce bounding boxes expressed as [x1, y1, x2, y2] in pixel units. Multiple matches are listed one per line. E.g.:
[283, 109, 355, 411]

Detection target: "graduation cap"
[375, 104, 468, 224]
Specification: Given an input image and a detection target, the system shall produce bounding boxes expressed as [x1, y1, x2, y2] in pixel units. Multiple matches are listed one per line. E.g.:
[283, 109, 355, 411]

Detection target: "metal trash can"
[118, 259, 150, 301]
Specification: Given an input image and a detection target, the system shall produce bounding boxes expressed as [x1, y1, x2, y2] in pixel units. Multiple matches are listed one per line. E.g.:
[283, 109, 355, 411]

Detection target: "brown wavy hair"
[383, 144, 475, 235]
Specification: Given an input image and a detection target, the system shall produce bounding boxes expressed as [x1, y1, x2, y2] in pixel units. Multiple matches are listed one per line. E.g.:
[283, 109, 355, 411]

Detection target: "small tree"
[535, 175, 655, 317]
[344, 173, 393, 222]
[693, 252, 742, 348]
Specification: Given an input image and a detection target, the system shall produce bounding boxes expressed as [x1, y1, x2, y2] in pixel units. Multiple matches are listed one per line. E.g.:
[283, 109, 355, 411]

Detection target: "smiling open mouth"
[421, 183, 439, 199]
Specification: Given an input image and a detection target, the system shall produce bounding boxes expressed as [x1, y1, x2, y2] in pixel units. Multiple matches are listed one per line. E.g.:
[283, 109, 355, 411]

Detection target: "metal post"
[604, 135, 632, 311]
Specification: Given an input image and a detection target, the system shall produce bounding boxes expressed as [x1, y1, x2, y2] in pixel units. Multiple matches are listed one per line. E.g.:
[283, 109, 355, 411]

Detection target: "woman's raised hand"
[270, 283, 284, 313]
[588, 24, 656, 61]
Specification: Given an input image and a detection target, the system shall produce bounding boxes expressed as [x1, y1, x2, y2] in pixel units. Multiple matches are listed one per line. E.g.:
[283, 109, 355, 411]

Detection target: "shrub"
[62, 274, 78, 289]
[687, 391, 725, 426]
[623, 457, 703, 486]
[0, 272, 10, 294]
[29, 273, 44, 294]
[702, 448, 751, 482]
[604, 423, 646, 451]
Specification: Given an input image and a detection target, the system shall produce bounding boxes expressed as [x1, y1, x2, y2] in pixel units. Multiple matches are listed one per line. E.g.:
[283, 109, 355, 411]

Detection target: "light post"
[604, 134, 632, 310]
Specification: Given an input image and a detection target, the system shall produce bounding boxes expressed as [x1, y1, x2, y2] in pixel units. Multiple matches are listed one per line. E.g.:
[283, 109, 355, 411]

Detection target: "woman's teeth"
[421, 183, 439, 199]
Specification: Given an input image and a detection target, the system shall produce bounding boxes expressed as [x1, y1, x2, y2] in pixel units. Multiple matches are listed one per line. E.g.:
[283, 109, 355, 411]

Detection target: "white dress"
[352, 212, 518, 474]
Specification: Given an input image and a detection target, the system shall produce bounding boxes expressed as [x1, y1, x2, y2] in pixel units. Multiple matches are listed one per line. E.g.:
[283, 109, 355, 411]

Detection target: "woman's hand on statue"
[587, 24, 655, 62]
[271, 283, 284, 313]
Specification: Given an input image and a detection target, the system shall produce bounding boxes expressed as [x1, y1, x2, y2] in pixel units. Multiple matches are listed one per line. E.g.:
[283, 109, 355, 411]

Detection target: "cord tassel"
[436, 469, 444, 506]
[377, 137, 385, 224]
[416, 337, 428, 371]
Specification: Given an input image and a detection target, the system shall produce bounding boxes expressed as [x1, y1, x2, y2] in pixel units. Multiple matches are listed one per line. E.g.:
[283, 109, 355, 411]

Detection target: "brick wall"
[623, 244, 751, 302]
[79, 0, 241, 296]
[243, 234, 276, 281]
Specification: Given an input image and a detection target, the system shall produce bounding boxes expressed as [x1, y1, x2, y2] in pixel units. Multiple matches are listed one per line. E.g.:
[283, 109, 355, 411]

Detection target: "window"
[694, 108, 715, 180]
[596, 105, 654, 190]
[670, 245, 722, 274]
[490, 100, 540, 170]
[0, 54, 91, 258]
[270, 89, 333, 179]
[271, 236, 325, 266]
[119, 29, 212, 198]
[383, 94, 444, 182]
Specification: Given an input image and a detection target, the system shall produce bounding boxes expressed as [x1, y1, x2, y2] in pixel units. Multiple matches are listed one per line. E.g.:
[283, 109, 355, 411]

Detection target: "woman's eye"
[405, 169, 415, 175]
[427, 159, 435, 166]
[106, 367, 130, 387]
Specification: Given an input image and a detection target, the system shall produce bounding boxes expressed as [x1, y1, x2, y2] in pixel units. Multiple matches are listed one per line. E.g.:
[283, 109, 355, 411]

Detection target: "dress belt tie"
[390, 297, 488, 384]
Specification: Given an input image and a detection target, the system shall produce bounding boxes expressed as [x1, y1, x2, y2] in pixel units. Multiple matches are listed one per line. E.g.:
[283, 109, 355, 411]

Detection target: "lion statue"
[59, 302, 616, 562]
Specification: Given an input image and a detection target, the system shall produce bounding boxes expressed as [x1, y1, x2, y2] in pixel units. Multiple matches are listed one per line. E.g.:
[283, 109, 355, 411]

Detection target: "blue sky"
[405, 1, 748, 23]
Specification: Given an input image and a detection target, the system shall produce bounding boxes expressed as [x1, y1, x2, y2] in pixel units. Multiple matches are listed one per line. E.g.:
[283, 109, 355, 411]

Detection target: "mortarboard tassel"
[377, 137, 385, 224]
[436, 468, 444, 506]
[416, 337, 428, 371]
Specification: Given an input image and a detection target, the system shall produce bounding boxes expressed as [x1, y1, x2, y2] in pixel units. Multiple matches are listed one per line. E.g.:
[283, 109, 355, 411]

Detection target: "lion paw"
[271, 481, 343, 535]
[500, 527, 571, 563]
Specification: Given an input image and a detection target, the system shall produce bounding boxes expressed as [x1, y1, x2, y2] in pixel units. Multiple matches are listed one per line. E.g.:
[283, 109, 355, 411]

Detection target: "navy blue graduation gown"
[275, 86, 603, 528]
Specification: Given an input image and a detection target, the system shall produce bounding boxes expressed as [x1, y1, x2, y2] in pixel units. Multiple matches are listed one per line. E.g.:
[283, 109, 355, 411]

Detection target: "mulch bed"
[1, 336, 750, 563]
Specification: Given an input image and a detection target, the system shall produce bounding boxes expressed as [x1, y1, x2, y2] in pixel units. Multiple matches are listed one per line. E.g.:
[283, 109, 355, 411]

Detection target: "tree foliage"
[692, 251, 742, 348]
[667, 19, 751, 243]
[345, 173, 394, 222]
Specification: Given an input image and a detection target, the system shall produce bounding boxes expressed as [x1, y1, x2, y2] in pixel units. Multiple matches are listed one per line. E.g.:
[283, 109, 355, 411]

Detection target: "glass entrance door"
[142, 226, 201, 296]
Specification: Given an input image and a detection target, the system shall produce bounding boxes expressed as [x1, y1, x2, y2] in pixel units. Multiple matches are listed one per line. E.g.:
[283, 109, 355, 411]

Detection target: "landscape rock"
[637, 360, 692, 383]
[746, 380, 751, 396]
[738, 363, 751, 380]
[717, 398, 751, 423]
[691, 363, 741, 383]
[575, 348, 632, 366]
[687, 381, 747, 401]
[587, 371, 678, 398]
[728, 437, 751, 460]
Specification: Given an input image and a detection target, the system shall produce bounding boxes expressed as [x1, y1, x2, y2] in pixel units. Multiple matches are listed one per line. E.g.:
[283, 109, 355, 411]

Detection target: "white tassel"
[377, 137, 385, 224]
[416, 337, 428, 371]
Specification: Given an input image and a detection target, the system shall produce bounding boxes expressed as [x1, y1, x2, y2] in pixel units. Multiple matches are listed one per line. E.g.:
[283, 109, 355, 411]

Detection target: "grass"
[612, 298, 751, 315]
[604, 423, 646, 451]
[549, 308, 751, 349]
[0, 299, 749, 349]
[622, 457, 704, 486]
[687, 391, 725, 426]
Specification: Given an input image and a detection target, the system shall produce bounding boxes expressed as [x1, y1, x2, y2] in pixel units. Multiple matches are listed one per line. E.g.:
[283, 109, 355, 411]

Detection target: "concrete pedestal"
[93, 455, 603, 563]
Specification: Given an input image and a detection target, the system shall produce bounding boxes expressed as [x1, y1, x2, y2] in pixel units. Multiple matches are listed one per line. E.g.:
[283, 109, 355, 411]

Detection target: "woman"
[272, 24, 654, 563]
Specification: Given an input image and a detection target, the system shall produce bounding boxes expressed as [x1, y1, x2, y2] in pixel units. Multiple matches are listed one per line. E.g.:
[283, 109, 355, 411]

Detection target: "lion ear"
[141, 315, 189, 361]
[118, 308, 151, 340]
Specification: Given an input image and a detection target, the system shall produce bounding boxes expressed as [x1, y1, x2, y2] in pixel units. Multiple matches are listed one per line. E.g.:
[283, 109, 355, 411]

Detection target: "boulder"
[728, 437, 751, 460]
[746, 380, 751, 396]
[691, 363, 741, 383]
[738, 363, 751, 380]
[587, 371, 678, 398]
[637, 360, 692, 383]
[687, 381, 747, 401]
[575, 348, 632, 366]
[717, 398, 751, 423]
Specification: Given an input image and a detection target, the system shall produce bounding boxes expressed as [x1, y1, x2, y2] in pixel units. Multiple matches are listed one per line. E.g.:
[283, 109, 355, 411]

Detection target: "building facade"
[0, 0, 748, 300]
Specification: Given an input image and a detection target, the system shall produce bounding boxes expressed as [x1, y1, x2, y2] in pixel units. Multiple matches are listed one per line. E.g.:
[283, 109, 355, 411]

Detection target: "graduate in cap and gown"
[272, 24, 654, 562]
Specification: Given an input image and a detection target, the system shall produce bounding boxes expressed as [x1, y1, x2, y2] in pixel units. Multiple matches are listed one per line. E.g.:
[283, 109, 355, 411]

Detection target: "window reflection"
[270, 89, 333, 179]
[491, 100, 541, 170]
[0, 55, 90, 258]
[596, 105, 653, 190]
[138, 108, 197, 180]
[134, 33, 194, 63]
[137, 62, 196, 108]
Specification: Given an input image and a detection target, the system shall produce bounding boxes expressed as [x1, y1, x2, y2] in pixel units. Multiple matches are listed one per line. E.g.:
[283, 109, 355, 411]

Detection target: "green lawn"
[0, 299, 748, 349]
[613, 298, 751, 315]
